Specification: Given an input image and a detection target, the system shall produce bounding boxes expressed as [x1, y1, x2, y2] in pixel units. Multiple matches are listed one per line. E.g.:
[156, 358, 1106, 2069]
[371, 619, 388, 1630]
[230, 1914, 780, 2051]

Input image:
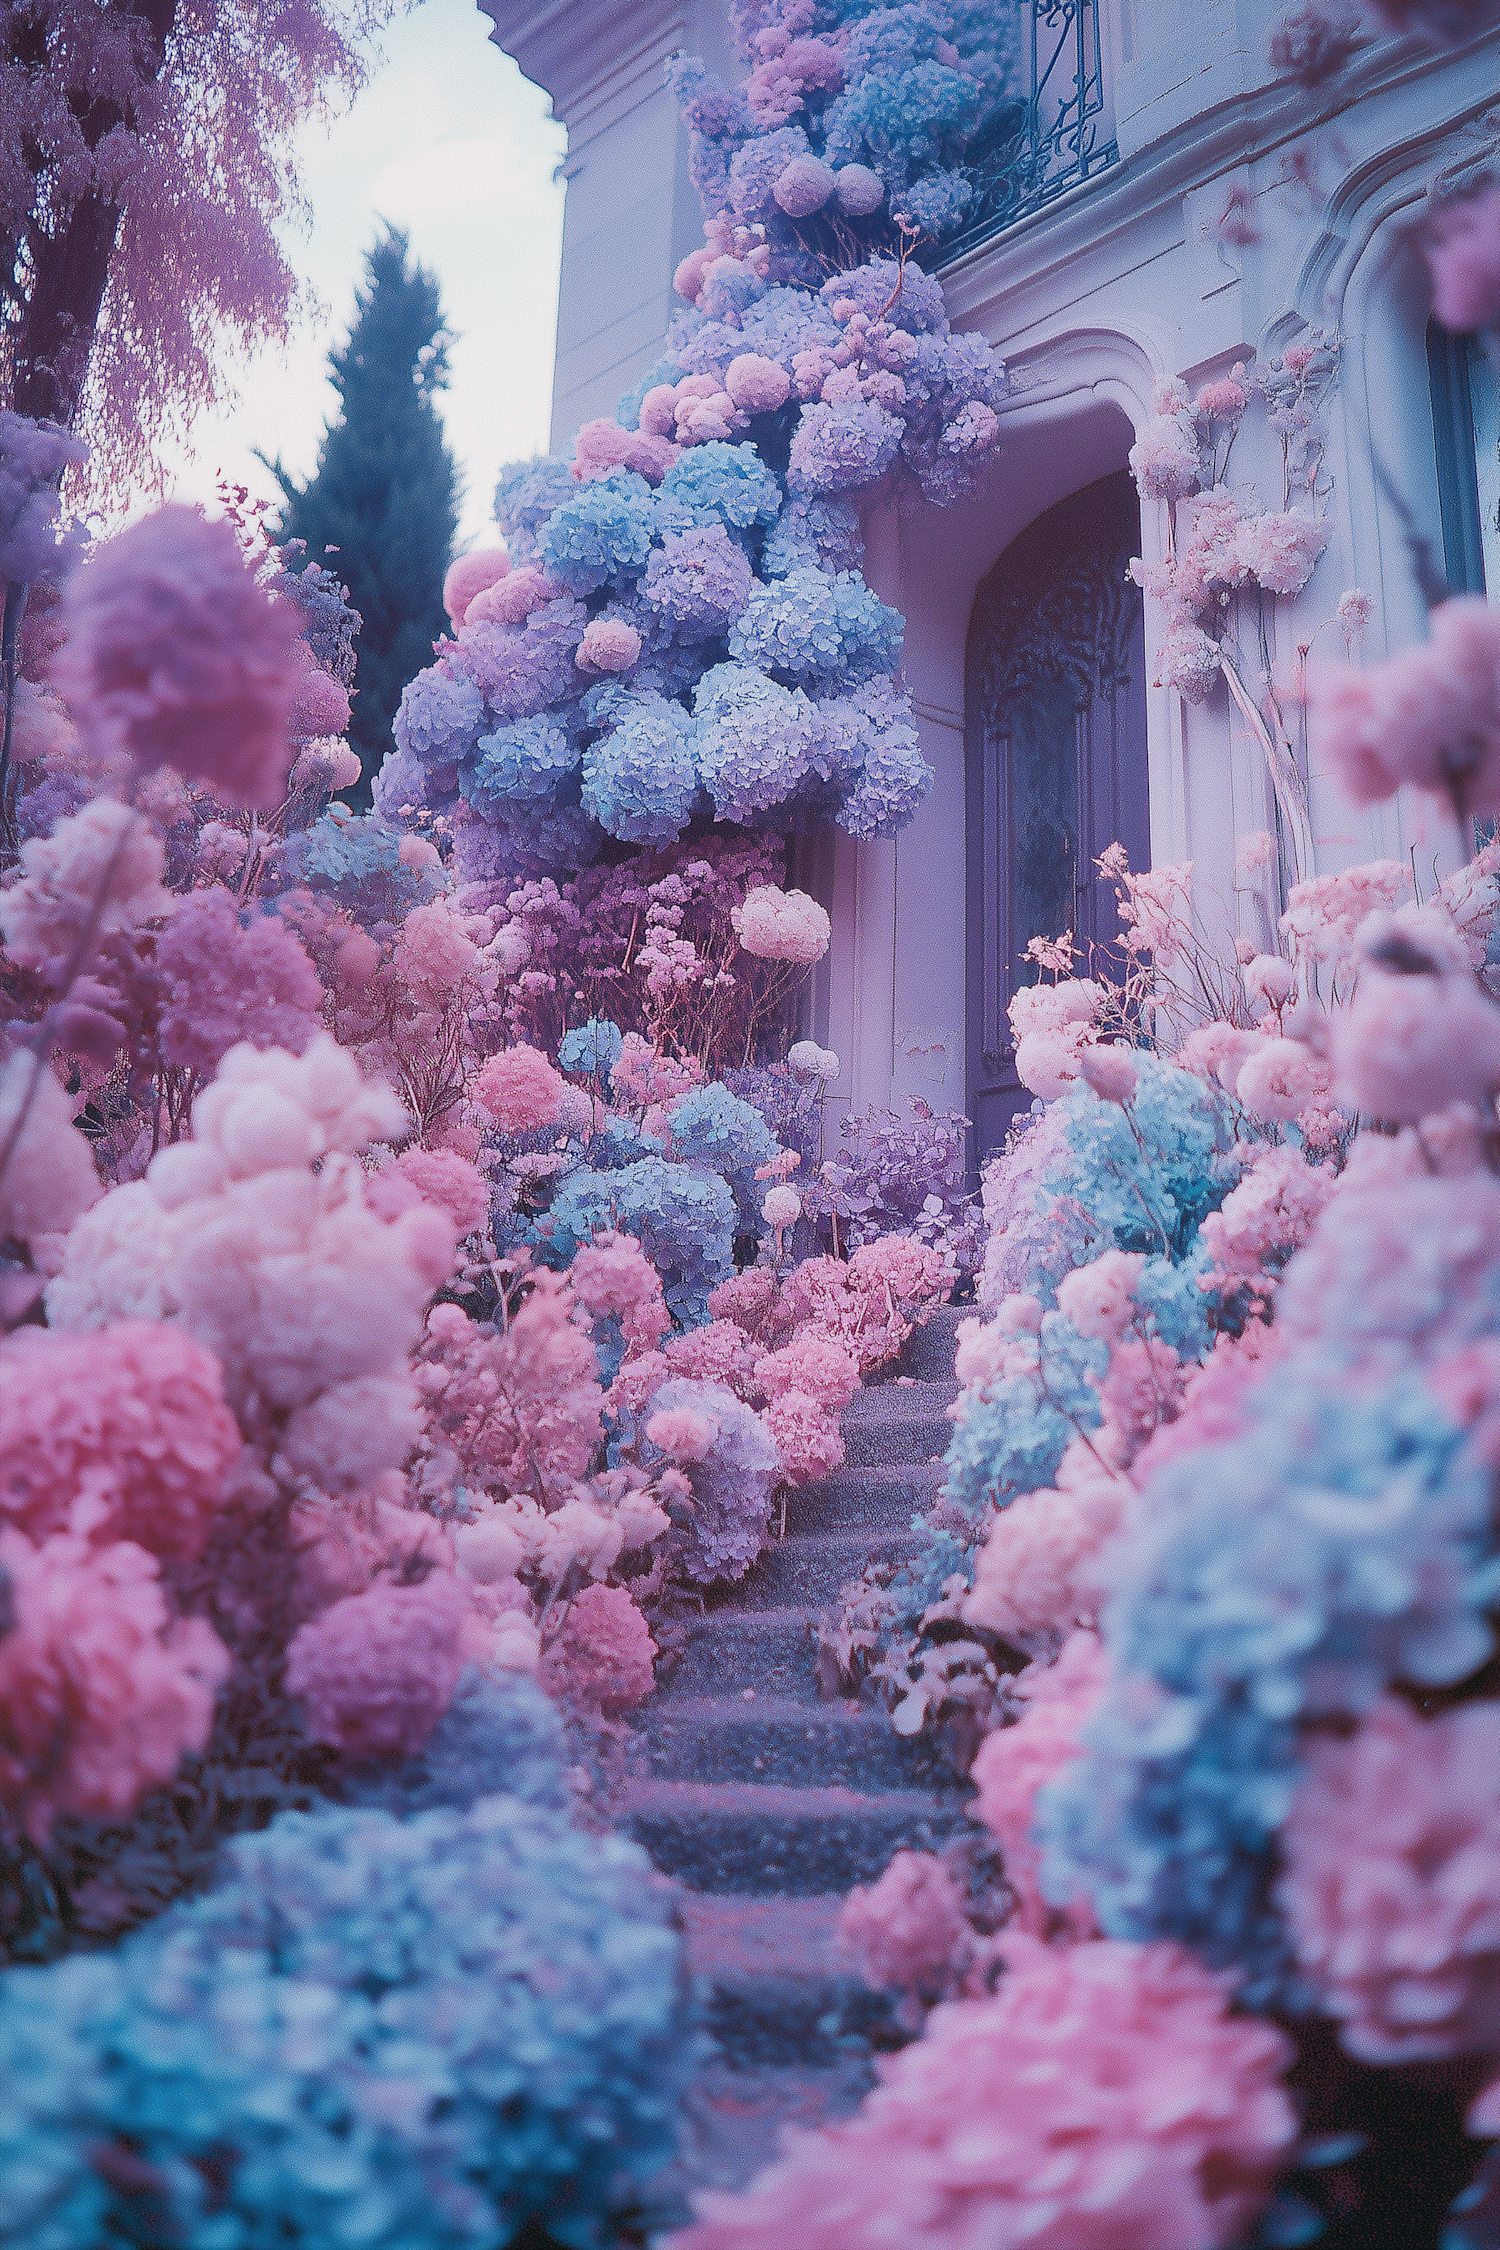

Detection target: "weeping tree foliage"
[265, 226, 458, 808]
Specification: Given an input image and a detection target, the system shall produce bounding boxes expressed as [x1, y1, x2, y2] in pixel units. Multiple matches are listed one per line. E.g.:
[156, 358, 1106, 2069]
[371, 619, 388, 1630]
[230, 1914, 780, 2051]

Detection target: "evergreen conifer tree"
[266, 227, 458, 806]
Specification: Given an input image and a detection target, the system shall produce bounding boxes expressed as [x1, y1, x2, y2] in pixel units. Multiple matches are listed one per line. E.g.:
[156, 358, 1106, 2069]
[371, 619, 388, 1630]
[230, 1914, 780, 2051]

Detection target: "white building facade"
[480, 0, 1499, 1158]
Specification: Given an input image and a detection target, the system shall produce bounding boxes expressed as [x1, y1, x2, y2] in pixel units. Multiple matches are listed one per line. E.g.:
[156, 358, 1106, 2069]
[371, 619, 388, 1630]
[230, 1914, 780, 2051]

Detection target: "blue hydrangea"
[559, 1017, 626, 1078]
[727, 567, 903, 683]
[540, 469, 656, 594]
[342, 1669, 569, 1817]
[0, 1796, 690, 2250]
[818, 257, 948, 336]
[461, 713, 578, 812]
[372, 739, 454, 821]
[392, 665, 486, 767]
[1049, 1061, 1239, 1271]
[1038, 1361, 1500, 2003]
[835, 698, 935, 838]
[693, 660, 819, 820]
[761, 494, 865, 580]
[539, 1158, 737, 1327]
[450, 795, 605, 891]
[658, 442, 783, 534]
[274, 812, 443, 928]
[822, 56, 985, 193]
[892, 166, 974, 237]
[728, 124, 811, 220]
[581, 692, 701, 843]
[493, 453, 578, 560]
[641, 525, 753, 636]
[666, 1081, 780, 1230]
[942, 1313, 1107, 1520]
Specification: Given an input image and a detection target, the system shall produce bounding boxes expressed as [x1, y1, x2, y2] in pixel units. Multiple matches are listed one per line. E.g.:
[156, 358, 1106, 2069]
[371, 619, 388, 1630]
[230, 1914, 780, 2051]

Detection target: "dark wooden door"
[965, 470, 1149, 1165]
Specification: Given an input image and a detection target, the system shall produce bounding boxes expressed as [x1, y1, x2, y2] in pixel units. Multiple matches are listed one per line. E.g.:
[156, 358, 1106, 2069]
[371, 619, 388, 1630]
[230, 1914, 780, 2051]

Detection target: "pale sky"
[162, 0, 567, 551]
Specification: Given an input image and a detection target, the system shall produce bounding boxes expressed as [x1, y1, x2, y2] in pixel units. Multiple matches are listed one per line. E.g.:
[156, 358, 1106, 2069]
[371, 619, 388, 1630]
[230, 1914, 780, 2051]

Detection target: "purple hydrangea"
[462, 713, 578, 813]
[787, 397, 904, 496]
[642, 525, 754, 636]
[392, 664, 485, 766]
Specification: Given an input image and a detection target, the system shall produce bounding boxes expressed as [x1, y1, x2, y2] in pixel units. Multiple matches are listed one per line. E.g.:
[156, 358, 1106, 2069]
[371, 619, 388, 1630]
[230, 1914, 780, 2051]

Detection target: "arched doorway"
[965, 469, 1149, 1164]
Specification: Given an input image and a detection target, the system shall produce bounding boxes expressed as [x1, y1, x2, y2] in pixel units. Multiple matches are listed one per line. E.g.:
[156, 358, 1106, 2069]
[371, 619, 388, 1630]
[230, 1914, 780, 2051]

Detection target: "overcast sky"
[162, 0, 567, 550]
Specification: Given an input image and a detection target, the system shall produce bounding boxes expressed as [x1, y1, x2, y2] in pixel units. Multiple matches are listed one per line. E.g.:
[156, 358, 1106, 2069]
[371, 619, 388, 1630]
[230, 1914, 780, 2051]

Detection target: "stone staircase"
[623, 1302, 970, 2206]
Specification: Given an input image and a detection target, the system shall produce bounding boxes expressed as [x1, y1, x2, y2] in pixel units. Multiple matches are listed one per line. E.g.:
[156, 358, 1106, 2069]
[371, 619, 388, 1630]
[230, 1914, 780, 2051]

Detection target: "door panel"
[965, 470, 1149, 1167]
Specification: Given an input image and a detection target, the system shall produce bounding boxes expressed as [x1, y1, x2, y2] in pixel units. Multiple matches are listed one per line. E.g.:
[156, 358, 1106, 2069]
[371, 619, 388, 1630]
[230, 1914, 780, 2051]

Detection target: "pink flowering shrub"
[670, 1934, 1296, 2250]
[0, 1526, 230, 1843]
[0, 1321, 240, 1559]
[285, 1571, 471, 1760]
[1425, 184, 1500, 332]
[1278, 1696, 1500, 2062]
[541, 1582, 657, 1716]
[472, 1042, 567, 1134]
[1308, 596, 1500, 823]
[838, 1850, 974, 2007]
[55, 506, 305, 810]
[965, 1464, 1133, 1647]
[970, 1632, 1111, 1931]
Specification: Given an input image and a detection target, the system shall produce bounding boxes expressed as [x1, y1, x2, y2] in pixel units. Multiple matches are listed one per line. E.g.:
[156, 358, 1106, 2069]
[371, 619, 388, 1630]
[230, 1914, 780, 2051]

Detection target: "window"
[1428, 322, 1500, 596]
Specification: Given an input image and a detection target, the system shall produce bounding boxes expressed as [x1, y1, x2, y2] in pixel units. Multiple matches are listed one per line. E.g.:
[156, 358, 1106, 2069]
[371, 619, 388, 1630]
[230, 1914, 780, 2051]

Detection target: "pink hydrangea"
[766, 1387, 845, 1482]
[289, 662, 352, 740]
[392, 897, 483, 1008]
[1128, 410, 1202, 501]
[966, 1469, 1132, 1644]
[1308, 598, 1500, 819]
[1132, 1323, 1282, 1481]
[1014, 1026, 1091, 1101]
[0, 1322, 240, 1560]
[1235, 1035, 1331, 1122]
[671, 1930, 1295, 2250]
[646, 1404, 719, 1461]
[762, 1181, 800, 1231]
[1232, 510, 1329, 596]
[1425, 185, 1500, 333]
[971, 1631, 1110, 1929]
[1243, 953, 1295, 1016]
[56, 505, 305, 810]
[848, 1233, 947, 1307]
[1199, 1146, 1333, 1290]
[0, 1050, 100, 1244]
[443, 548, 511, 627]
[1007, 978, 1101, 1042]
[0, 796, 172, 981]
[1156, 623, 1223, 701]
[1279, 1695, 1500, 2061]
[466, 565, 560, 628]
[0, 1527, 229, 1843]
[576, 615, 643, 672]
[1280, 858, 1409, 967]
[730, 884, 832, 963]
[1057, 1249, 1145, 1343]
[1098, 1334, 1187, 1461]
[285, 1570, 470, 1759]
[1079, 1043, 1139, 1104]
[663, 1318, 760, 1395]
[472, 1043, 567, 1133]
[724, 353, 793, 413]
[754, 1332, 859, 1413]
[156, 886, 324, 1074]
[1331, 947, 1500, 1122]
[568, 1228, 671, 1353]
[571, 416, 679, 483]
[839, 1850, 973, 2003]
[1194, 375, 1248, 421]
[367, 1145, 491, 1238]
[541, 1582, 656, 1715]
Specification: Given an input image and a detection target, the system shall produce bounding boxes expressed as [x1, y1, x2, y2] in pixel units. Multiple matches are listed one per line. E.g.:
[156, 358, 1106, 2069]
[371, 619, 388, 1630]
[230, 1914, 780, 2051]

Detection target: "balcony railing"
[935, 0, 1118, 269]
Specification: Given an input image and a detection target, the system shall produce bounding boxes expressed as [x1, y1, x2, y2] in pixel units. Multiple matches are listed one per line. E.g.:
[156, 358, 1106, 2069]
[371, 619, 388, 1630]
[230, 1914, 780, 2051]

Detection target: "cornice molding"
[476, 1, 685, 124]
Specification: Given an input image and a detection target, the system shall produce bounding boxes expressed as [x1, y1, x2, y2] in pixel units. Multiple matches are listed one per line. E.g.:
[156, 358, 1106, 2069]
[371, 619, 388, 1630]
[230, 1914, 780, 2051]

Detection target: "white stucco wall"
[479, 0, 1499, 1127]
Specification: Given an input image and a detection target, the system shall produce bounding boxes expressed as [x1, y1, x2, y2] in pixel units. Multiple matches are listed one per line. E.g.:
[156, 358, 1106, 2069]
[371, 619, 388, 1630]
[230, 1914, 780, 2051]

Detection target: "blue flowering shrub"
[0, 1795, 690, 2250]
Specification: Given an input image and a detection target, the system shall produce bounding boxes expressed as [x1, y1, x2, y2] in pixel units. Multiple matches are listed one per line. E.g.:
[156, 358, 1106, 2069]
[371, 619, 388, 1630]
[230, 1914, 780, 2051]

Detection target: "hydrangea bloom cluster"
[0, 1796, 690, 2250]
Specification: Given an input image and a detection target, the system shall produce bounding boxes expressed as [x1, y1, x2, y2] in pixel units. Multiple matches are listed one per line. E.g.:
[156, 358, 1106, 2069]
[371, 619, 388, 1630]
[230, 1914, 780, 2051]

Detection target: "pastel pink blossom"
[839, 1850, 973, 2003]
[966, 1471, 1132, 1644]
[1174, 1021, 1264, 1093]
[443, 548, 511, 627]
[646, 1405, 720, 1461]
[0, 1527, 229, 1843]
[1079, 1043, 1139, 1104]
[0, 1050, 101, 1244]
[1199, 1146, 1334, 1290]
[1235, 1036, 1331, 1122]
[971, 1631, 1111, 1931]
[1337, 587, 1374, 647]
[0, 1322, 240, 1560]
[1232, 510, 1329, 596]
[669, 1931, 1295, 2250]
[754, 1332, 860, 1413]
[1331, 945, 1500, 1122]
[56, 505, 305, 809]
[765, 1387, 845, 1482]
[1099, 1333, 1187, 1461]
[725, 353, 793, 414]
[1425, 186, 1500, 333]
[465, 565, 561, 628]
[1058, 1249, 1146, 1343]
[571, 416, 679, 483]
[1119, 861, 1194, 966]
[367, 1145, 491, 1238]
[762, 1182, 801, 1230]
[569, 1228, 672, 1355]
[847, 1233, 948, 1307]
[1243, 953, 1295, 1016]
[1278, 1695, 1500, 2062]
[1308, 598, 1500, 818]
[1236, 829, 1274, 872]
[285, 1570, 470, 1760]
[1280, 858, 1409, 966]
[730, 884, 832, 963]
[1193, 376, 1247, 421]
[576, 616, 643, 672]
[1131, 1323, 1282, 1482]
[1156, 623, 1223, 701]
[774, 152, 837, 216]
[289, 662, 351, 740]
[1014, 1025, 1091, 1100]
[542, 1582, 656, 1715]
[663, 1319, 760, 1396]
[1129, 410, 1202, 501]
[1007, 978, 1101, 1043]
[0, 796, 172, 981]
[472, 1043, 567, 1133]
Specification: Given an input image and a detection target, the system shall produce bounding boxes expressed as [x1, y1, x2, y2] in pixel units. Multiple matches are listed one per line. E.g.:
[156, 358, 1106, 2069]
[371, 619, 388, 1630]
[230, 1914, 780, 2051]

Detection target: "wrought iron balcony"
[936, 0, 1118, 268]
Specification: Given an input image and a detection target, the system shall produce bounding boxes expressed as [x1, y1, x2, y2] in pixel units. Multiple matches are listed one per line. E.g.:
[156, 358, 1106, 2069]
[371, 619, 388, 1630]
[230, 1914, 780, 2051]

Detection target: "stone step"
[841, 1390, 954, 1468]
[845, 1375, 959, 1418]
[679, 1893, 894, 2067]
[669, 1608, 821, 1702]
[727, 1526, 922, 1609]
[623, 1777, 966, 1893]
[637, 1694, 951, 1791]
[664, 2057, 876, 2203]
[900, 1302, 971, 1383]
[785, 1459, 945, 1536]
